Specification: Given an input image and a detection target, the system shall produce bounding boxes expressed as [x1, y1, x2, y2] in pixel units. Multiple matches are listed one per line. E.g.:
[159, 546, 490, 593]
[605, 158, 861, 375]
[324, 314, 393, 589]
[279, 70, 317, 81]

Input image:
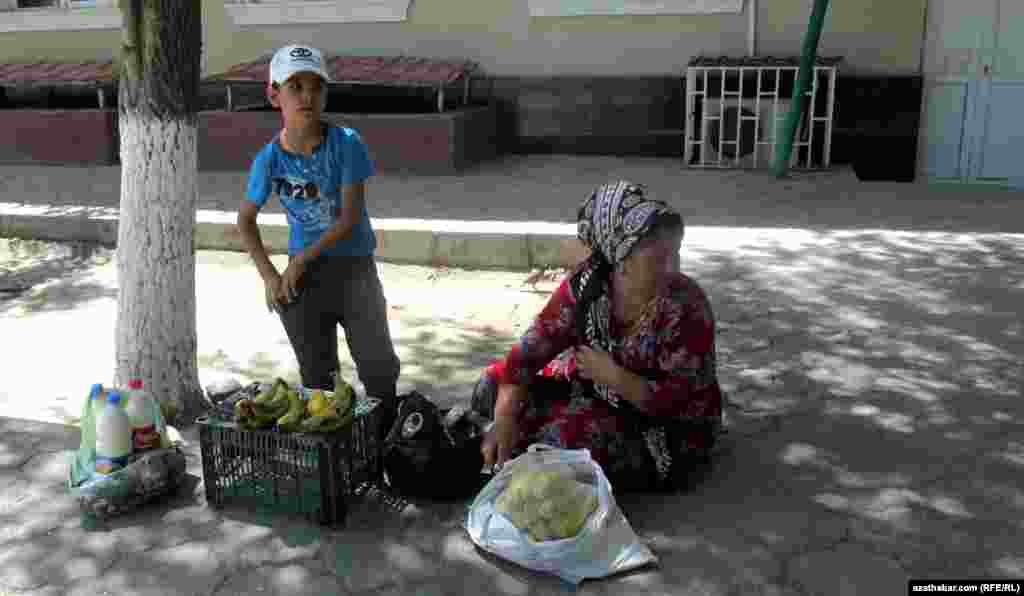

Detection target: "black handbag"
[381, 391, 486, 500]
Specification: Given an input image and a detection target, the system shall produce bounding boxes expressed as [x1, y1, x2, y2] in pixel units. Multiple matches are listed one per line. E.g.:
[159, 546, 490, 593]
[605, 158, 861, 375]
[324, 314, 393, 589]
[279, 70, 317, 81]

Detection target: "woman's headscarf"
[576, 180, 676, 268]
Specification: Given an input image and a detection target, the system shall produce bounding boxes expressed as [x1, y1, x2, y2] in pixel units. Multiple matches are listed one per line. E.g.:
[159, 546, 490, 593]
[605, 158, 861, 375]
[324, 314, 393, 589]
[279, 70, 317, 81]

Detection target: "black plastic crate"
[198, 397, 383, 526]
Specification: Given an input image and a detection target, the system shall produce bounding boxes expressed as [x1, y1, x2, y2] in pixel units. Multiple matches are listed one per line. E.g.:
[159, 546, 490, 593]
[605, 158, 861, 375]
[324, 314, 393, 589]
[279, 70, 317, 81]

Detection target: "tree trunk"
[115, 0, 204, 424]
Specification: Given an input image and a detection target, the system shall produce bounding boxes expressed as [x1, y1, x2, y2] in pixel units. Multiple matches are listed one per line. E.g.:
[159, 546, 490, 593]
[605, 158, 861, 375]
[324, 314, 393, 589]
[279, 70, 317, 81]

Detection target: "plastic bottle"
[88, 383, 105, 412]
[87, 383, 106, 458]
[124, 379, 160, 452]
[95, 391, 132, 475]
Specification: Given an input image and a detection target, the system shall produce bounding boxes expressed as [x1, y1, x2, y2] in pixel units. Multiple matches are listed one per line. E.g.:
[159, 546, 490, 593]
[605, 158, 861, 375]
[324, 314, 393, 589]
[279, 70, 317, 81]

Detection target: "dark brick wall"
[453, 104, 500, 170]
[0, 73, 924, 181]
[0, 109, 118, 165]
[482, 76, 684, 156]
[832, 75, 924, 182]
[197, 105, 498, 174]
[475, 73, 924, 180]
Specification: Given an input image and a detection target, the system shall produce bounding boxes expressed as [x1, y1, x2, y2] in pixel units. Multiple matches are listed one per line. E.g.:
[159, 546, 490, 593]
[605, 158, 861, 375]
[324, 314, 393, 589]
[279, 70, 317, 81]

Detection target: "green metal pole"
[771, 0, 831, 177]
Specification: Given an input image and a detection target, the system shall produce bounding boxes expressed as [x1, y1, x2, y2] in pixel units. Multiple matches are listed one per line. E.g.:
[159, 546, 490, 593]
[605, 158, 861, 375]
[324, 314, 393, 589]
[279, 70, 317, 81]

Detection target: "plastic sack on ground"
[72, 447, 186, 524]
[465, 445, 658, 585]
[68, 384, 172, 490]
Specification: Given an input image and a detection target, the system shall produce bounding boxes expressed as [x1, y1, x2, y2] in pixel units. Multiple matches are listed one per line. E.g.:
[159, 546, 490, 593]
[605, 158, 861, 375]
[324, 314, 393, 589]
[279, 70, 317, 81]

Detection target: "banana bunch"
[235, 379, 294, 431]
[233, 378, 356, 434]
[298, 382, 354, 433]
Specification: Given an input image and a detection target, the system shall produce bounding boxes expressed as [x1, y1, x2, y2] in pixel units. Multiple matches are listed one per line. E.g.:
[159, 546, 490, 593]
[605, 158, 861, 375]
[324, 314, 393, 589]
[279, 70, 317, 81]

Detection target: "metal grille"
[684, 65, 838, 170]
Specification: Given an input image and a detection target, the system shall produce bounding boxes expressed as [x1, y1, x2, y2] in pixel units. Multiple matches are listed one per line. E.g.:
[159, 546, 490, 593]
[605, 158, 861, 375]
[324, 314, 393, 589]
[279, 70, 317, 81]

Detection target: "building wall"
[0, 0, 929, 179]
[757, 0, 927, 75]
[0, 0, 926, 77]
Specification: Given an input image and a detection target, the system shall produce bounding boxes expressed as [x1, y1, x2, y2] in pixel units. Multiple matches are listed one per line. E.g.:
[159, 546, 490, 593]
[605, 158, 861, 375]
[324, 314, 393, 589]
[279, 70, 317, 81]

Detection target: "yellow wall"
[758, 0, 928, 74]
[0, 28, 117, 63]
[0, 0, 927, 77]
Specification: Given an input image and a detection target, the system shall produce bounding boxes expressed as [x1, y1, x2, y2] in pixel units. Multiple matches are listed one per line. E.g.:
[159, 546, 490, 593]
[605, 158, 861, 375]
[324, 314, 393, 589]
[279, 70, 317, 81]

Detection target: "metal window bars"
[683, 64, 838, 170]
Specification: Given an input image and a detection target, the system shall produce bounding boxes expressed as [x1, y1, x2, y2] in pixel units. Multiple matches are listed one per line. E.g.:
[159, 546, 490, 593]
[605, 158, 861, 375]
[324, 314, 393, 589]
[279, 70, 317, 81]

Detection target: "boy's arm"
[297, 182, 365, 263]
[237, 200, 279, 281]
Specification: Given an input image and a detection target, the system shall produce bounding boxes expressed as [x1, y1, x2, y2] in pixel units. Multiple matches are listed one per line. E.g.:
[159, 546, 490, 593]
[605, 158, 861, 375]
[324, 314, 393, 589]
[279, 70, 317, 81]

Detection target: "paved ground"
[3, 156, 1024, 271]
[2, 156, 1023, 233]
[0, 156, 1023, 595]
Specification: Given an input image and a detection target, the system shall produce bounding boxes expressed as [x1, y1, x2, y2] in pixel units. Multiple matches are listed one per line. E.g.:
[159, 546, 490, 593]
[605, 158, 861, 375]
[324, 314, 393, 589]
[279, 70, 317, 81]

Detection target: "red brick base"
[0, 105, 499, 173]
[198, 105, 498, 174]
[0, 109, 117, 166]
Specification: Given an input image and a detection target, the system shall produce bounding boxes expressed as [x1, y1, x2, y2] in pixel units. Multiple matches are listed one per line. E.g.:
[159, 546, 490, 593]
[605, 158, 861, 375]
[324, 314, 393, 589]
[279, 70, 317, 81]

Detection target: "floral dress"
[472, 267, 723, 491]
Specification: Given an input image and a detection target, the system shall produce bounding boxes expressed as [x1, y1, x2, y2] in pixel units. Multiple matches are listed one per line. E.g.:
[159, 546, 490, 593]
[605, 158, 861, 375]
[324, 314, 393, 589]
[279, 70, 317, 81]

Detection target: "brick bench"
[0, 61, 118, 166]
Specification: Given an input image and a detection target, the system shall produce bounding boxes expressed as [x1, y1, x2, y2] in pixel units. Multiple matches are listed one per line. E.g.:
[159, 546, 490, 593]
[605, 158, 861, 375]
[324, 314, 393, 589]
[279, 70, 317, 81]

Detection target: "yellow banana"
[276, 387, 306, 432]
[307, 389, 334, 418]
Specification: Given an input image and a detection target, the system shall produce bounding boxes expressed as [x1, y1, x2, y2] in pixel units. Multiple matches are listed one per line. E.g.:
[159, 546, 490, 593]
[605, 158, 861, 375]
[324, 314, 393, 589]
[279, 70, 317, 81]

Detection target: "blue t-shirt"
[246, 124, 377, 257]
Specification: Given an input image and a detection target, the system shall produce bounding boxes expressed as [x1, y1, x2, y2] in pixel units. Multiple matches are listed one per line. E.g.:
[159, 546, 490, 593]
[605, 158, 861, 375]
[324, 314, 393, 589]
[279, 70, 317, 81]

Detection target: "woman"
[473, 180, 723, 492]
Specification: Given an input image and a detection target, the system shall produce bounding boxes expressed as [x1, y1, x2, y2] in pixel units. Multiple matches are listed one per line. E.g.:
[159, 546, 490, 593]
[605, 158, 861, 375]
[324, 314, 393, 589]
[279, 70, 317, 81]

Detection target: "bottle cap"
[128, 379, 143, 390]
[89, 383, 103, 399]
[108, 391, 122, 405]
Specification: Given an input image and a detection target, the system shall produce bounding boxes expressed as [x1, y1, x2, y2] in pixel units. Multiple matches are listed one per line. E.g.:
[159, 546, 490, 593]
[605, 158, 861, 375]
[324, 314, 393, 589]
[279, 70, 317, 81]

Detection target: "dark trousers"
[277, 255, 400, 399]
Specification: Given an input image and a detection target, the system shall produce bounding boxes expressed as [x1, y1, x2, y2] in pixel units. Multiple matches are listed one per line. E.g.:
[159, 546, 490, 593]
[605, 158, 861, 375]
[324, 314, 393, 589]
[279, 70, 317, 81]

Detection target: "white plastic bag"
[465, 445, 658, 585]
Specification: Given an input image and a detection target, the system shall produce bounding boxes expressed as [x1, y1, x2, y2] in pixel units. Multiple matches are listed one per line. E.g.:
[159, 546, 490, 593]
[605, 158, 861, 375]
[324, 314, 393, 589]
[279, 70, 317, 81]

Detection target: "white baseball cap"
[269, 44, 330, 86]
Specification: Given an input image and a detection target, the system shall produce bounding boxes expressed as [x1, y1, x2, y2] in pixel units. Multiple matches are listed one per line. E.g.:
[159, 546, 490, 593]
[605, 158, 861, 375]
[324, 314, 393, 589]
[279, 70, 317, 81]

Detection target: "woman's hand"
[481, 412, 521, 470]
[579, 347, 653, 409]
[576, 346, 623, 387]
[480, 384, 527, 469]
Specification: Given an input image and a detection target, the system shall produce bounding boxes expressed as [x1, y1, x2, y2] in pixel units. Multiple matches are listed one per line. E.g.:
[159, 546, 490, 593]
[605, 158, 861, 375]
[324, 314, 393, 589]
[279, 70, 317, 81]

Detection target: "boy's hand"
[280, 255, 307, 303]
[264, 272, 284, 313]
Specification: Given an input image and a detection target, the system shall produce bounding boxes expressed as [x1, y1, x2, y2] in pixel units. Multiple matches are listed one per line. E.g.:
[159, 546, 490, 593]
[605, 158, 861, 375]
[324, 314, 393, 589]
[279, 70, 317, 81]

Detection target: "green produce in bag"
[494, 468, 599, 543]
[466, 445, 658, 585]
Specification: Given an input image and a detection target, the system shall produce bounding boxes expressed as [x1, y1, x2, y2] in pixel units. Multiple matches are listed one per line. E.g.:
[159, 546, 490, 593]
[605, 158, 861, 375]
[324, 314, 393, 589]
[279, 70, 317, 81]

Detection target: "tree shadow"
[0, 239, 115, 317]
[2, 226, 1023, 592]
[673, 227, 1024, 580]
[197, 350, 295, 385]
[386, 314, 515, 406]
[184, 227, 1024, 588]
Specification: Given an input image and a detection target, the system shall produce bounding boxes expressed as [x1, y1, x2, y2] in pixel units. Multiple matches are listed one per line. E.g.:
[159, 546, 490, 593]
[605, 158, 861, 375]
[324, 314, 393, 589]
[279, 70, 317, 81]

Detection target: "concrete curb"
[0, 202, 580, 271]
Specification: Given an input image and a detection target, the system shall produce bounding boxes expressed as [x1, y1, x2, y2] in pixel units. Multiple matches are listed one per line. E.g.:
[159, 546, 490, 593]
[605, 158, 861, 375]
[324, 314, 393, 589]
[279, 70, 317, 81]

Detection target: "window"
[16, 0, 92, 7]
[526, 0, 745, 17]
[224, 0, 411, 26]
[0, 0, 120, 33]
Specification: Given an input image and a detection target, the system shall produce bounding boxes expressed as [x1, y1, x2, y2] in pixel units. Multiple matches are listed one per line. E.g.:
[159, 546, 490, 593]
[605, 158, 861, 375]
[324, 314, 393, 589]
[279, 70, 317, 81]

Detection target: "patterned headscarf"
[576, 180, 676, 267]
[569, 181, 680, 394]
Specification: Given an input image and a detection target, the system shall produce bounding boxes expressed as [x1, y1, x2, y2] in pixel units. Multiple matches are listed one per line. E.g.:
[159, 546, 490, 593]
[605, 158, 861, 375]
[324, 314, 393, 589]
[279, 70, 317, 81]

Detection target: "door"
[918, 0, 1024, 188]
[974, 1, 1024, 187]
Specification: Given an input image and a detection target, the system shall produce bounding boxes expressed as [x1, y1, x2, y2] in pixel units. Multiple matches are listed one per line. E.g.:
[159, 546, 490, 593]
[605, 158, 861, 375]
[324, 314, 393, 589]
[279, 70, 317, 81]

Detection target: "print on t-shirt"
[273, 175, 336, 233]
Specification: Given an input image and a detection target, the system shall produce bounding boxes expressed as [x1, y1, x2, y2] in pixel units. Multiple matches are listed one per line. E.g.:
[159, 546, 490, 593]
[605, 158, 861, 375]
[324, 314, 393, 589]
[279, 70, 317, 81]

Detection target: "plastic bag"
[72, 447, 186, 524]
[68, 384, 172, 490]
[465, 445, 658, 585]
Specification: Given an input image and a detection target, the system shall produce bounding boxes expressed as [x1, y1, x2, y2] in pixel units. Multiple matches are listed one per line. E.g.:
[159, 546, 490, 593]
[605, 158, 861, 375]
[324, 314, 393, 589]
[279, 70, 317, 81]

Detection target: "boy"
[237, 43, 400, 406]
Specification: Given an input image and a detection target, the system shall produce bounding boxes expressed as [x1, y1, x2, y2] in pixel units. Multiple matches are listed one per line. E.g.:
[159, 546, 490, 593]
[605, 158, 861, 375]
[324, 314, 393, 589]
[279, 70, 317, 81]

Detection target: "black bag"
[381, 391, 486, 500]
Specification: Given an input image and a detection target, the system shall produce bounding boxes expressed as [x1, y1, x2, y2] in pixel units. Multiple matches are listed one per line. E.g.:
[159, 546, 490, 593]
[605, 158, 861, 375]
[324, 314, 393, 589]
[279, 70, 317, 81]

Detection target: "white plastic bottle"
[95, 391, 132, 475]
[124, 379, 159, 452]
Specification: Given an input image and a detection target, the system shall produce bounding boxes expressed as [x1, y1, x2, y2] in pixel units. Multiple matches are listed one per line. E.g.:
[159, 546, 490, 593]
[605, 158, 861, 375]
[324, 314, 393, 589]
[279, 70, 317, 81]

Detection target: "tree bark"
[115, 0, 204, 424]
